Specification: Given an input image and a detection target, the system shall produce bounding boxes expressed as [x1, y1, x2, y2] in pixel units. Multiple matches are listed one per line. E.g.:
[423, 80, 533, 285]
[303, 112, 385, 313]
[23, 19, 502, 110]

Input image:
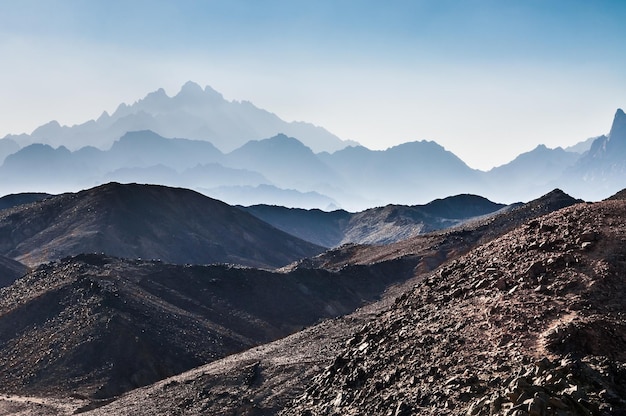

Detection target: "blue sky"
[1, 0, 626, 169]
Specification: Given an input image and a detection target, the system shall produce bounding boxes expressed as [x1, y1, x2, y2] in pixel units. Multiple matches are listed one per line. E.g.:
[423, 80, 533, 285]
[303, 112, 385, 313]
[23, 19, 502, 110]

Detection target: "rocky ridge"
[282, 199, 626, 415]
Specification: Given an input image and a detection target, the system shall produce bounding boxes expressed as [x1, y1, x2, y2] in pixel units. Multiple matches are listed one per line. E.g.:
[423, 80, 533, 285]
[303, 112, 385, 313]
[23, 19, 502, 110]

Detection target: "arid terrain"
[0, 186, 623, 415]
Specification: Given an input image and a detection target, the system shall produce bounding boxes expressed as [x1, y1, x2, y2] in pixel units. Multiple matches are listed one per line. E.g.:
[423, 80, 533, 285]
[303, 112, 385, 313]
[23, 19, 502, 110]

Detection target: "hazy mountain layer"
[0, 83, 623, 209]
[3, 81, 353, 154]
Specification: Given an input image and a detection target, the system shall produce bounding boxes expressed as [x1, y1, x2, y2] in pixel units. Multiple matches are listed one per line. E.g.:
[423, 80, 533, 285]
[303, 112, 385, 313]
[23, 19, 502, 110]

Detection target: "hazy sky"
[1, 0, 625, 170]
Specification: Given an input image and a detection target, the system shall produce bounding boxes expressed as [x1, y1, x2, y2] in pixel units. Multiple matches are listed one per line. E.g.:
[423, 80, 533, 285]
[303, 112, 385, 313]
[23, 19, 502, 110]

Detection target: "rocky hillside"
[0, 182, 324, 268]
[0, 255, 28, 287]
[281, 198, 626, 416]
[0, 251, 415, 402]
[0, 192, 51, 211]
[68, 190, 626, 416]
[288, 189, 580, 272]
[0, 189, 621, 416]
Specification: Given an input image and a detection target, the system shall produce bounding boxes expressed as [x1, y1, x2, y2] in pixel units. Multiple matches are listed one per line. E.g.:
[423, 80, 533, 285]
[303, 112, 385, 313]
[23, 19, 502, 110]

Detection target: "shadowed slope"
[0, 182, 324, 268]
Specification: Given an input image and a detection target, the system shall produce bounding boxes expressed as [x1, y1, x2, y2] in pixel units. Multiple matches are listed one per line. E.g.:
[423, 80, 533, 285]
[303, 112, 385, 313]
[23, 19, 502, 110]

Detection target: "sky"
[1, 0, 626, 170]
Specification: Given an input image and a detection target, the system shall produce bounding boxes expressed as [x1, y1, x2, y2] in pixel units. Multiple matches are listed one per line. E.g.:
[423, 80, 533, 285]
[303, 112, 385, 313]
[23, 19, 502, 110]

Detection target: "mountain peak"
[179, 81, 203, 95]
[609, 108, 626, 139]
[174, 81, 224, 104]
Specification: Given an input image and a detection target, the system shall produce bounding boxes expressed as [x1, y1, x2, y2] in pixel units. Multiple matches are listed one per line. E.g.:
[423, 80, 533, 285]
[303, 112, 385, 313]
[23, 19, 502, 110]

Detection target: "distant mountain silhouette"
[0, 138, 19, 164]
[0, 182, 324, 268]
[561, 109, 626, 199]
[206, 184, 338, 210]
[485, 144, 580, 202]
[2, 103, 625, 208]
[319, 141, 485, 207]
[225, 134, 341, 190]
[3, 81, 354, 153]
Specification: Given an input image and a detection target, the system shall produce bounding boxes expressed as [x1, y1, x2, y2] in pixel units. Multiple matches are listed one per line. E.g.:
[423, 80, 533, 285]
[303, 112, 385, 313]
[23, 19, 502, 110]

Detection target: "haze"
[1, 0, 626, 170]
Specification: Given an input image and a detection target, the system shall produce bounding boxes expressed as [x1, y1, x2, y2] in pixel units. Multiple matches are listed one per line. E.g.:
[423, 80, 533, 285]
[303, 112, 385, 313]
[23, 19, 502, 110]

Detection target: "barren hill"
[0, 182, 324, 268]
[0, 251, 416, 403]
[78, 193, 625, 416]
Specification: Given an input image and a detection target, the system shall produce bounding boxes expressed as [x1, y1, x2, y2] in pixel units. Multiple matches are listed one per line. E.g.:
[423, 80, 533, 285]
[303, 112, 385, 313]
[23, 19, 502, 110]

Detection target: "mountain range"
[1, 82, 623, 210]
[241, 193, 508, 247]
[4, 81, 354, 154]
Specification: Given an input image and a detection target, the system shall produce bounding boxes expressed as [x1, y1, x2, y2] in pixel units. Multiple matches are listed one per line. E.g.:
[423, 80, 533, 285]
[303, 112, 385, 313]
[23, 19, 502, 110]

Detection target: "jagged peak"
[608, 107, 626, 140]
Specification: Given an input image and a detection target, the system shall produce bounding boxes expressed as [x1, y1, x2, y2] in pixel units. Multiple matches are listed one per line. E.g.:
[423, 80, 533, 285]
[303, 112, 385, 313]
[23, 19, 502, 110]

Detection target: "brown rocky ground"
[0, 252, 420, 404]
[2, 190, 623, 415]
[281, 199, 626, 415]
[67, 193, 626, 415]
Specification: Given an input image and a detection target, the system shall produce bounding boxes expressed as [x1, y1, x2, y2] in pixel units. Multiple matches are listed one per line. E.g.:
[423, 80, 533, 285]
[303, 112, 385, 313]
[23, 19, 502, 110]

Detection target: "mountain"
[105, 130, 224, 171]
[561, 108, 626, 200]
[225, 134, 341, 190]
[70, 190, 625, 416]
[289, 189, 580, 272]
[4, 81, 354, 154]
[243, 194, 507, 247]
[0, 182, 324, 268]
[565, 136, 597, 153]
[0, 192, 51, 211]
[241, 205, 352, 248]
[204, 184, 339, 210]
[319, 141, 486, 207]
[485, 145, 580, 202]
[2, 106, 626, 209]
[0, 138, 19, 164]
[281, 197, 626, 416]
[0, 144, 92, 194]
[0, 252, 416, 401]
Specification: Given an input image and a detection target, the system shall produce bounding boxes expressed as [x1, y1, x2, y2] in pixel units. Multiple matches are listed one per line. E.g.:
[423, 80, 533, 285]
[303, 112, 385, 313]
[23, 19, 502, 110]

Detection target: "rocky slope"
[0, 251, 414, 403]
[72, 193, 626, 416]
[0, 254, 28, 287]
[0, 192, 51, 211]
[281, 198, 626, 416]
[0, 182, 324, 268]
[0, 189, 621, 416]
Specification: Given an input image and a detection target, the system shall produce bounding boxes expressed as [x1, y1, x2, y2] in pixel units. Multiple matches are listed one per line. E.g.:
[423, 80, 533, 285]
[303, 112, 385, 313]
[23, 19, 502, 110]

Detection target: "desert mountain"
[288, 189, 580, 273]
[0, 252, 415, 403]
[560, 108, 626, 200]
[243, 194, 507, 247]
[66, 190, 626, 416]
[4, 81, 353, 154]
[0, 192, 51, 211]
[0, 81, 623, 208]
[281, 197, 626, 416]
[0, 182, 324, 268]
[0, 189, 580, 415]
